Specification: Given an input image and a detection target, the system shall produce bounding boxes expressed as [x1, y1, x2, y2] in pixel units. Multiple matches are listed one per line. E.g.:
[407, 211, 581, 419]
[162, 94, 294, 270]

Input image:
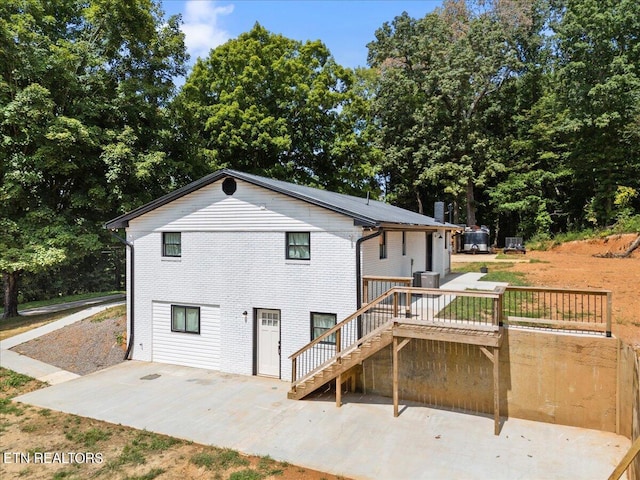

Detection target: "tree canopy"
[0, 0, 187, 317]
[175, 23, 379, 194]
[2, 0, 639, 316]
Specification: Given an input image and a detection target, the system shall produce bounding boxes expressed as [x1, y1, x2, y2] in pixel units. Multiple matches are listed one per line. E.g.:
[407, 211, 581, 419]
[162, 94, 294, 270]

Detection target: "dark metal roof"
[105, 169, 459, 230]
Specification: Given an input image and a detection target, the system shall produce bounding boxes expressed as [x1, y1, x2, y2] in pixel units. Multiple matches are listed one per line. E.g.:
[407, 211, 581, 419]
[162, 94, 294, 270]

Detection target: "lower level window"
[311, 312, 336, 344]
[171, 305, 200, 334]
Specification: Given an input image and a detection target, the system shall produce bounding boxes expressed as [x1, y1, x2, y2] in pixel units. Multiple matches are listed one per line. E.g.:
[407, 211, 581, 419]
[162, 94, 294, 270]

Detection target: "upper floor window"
[286, 232, 310, 260]
[163, 232, 181, 257]
[402, 231, 407, 256]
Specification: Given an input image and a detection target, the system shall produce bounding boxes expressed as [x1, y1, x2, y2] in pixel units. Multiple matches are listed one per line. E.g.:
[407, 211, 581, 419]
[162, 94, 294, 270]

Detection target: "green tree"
[552, 0, 640, 226]
[174, 23, 378, 194]
[0, 0, 186, 318]
[367, 1, 531, 221]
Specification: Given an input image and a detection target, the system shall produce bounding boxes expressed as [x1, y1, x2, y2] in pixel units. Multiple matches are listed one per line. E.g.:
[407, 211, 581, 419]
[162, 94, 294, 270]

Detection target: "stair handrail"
[289, 287, 399, 360]
[291, 320, 394, 388]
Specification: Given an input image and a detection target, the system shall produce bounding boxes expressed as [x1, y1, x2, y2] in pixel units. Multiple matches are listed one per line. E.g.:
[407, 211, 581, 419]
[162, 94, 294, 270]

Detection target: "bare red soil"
[512, 234, 640, 347]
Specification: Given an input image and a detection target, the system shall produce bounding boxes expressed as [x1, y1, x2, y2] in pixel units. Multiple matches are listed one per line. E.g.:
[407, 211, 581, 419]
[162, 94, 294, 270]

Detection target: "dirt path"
[510, 234, 640, 347]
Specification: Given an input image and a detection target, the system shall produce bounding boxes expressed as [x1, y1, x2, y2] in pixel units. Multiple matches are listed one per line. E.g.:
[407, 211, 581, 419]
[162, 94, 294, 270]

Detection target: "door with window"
[257, 309, 280, 377]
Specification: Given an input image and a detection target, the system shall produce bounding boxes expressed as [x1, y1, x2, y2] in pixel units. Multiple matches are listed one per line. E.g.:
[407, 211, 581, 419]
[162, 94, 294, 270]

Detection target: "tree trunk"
[595, 234, 640, 258]
[466, 179, 477, 226]
[3, 271, 20, 319]
[416, 189, 424, 215]
[623, 234, 640, 256]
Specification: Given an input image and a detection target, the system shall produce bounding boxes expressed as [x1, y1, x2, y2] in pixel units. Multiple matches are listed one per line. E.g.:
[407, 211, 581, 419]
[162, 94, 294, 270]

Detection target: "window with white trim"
[171, 305, 200, 334]
[286, 232, 310, 260]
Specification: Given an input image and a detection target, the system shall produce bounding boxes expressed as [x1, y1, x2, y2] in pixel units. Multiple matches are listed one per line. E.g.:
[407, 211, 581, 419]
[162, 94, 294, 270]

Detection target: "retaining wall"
[360, 328, 619, 432]
[619, 341, 640, 479]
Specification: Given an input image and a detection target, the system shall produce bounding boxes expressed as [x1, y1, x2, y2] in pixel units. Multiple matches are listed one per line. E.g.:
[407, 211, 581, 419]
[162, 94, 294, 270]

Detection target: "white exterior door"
[257, 309, 280, 377]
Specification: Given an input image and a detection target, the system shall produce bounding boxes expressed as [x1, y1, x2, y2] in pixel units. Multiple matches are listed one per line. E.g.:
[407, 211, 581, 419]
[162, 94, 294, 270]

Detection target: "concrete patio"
[14, 360, 628, 480]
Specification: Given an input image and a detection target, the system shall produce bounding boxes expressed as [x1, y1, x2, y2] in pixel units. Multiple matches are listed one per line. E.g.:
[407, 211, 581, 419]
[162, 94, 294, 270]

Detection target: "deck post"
[336, 373, 342, 407]
[393, 336, 399, 417]
[393, 291, 399, 318]
[606, 291, 612, 337]
[363, 279, 369, 306]
[493, 346, 500, 435]
[291, 357, 297, 385]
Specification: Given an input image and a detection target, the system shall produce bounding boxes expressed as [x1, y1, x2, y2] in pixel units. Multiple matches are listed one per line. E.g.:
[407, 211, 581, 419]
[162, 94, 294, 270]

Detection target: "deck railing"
[290, 283, 613, 388]
[503, 286, 612, 336]
[362, 275, 412, 305]
[290, 286, 503, 386]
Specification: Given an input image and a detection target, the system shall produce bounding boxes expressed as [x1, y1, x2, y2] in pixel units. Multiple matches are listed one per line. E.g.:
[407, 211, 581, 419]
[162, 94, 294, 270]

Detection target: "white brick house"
[106, 169, 458, 381]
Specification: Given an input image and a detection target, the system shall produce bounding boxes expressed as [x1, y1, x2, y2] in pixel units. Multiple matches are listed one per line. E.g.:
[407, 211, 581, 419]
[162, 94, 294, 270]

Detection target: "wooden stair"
[288, 322, 393, 400]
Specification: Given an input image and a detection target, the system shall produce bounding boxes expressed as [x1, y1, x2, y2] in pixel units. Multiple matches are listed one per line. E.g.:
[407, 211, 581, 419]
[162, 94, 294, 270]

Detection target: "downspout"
[355, 228, 383, 339]
[110, 231, 134, 360]
[356, 228, 383, 309]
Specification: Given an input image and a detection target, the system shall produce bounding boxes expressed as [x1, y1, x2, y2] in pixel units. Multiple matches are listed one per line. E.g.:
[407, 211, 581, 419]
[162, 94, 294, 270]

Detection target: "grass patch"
[0, 397, 25, 416]
[124, 469, 166, 480]
[482, 270, 529, 286]
[89, 304, 126, 323]
[119, 443, 147, 465]
[132, 430, 182, 451]
[451, 262, 530, 286]
[52, 469, 81, 479]
[257, 455, 285, 476]
[191, 448, 250, 470]
[18, 291, 124, 311]
[0, 306, 90, 341]
[230, 469, 263, 480]
[0, 370, 33, 390]
[0, 301, 126, 341]
[65, 426, 112, 447]
[451, 262, 517, 274]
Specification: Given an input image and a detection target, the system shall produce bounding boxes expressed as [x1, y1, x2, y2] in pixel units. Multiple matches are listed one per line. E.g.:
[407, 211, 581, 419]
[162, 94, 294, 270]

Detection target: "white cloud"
[181, 1, 234, 61]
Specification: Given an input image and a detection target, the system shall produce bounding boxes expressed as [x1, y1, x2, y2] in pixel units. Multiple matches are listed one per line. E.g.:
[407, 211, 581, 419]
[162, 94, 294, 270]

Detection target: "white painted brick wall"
[123, 177, 450, 381]
[126, 179, 360, 381]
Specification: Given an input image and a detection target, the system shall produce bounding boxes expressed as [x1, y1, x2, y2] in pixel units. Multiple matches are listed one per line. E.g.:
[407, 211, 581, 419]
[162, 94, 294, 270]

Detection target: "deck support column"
[393, 337, 399, 417]
[493, 346, 500, 435]
[393, 336, 411, 417]
[480, 345, 501, 435]
[336, 373, 342, 407]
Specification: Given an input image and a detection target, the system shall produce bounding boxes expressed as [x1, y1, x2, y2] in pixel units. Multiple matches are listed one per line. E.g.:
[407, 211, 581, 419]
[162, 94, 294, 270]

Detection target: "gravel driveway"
[11, 313, 126, 375]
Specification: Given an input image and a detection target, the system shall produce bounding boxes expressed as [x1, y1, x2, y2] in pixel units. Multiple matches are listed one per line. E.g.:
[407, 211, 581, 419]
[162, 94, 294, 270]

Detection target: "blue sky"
[161, 1, 443, 70]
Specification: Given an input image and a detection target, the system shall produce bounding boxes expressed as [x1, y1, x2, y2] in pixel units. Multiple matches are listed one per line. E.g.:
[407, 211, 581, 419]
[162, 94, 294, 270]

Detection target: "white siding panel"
[129, 179, 354, 233]
[362, 231, 425, 278]
[152, 302, 221, 370]
[361, 230, 448, 279]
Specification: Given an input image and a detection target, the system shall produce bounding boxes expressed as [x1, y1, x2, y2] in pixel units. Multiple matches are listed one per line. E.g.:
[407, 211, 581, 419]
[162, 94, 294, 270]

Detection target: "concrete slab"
[14, 361, 628, 480]
[0, 349, 79, 384]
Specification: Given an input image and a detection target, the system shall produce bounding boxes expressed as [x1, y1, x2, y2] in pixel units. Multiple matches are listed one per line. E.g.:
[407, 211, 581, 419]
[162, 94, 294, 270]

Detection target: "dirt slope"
[511, 234, 640, 347]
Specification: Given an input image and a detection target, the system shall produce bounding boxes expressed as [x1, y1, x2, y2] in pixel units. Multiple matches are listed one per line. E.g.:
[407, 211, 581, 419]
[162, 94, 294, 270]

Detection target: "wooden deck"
[393, 319, 503, 347]
[289, 285, 506, 434]
[290, 280, 613, 437]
